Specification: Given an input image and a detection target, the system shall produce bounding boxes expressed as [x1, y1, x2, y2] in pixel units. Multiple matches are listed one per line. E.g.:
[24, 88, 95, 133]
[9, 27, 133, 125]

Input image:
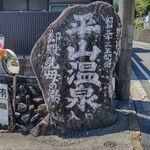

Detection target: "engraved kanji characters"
[66, 13, 102, 114]
[66, 85, 101, 112]
[43, 32, 62, 103]
[47, 30, 61, 56]
[104, 16, 113, 68]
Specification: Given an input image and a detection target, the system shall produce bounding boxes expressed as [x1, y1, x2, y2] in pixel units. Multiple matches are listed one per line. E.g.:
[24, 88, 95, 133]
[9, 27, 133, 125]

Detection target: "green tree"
[135, 0, 150, 17]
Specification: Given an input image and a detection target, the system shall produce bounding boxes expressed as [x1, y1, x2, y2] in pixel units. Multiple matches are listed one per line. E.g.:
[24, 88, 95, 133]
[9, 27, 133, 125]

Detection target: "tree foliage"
[135, 0, 150, 17]
[134, 19, 144, 30]
[114, 3, 119, 12]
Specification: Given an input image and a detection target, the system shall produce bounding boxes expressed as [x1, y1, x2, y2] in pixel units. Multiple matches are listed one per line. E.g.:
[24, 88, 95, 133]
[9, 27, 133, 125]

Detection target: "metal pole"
[13, 76, 17, 112]
[115, 0, 135, 101]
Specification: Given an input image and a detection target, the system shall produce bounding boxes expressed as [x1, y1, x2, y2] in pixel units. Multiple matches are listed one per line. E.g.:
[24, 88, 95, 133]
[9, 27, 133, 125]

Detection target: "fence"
[0, 11, 60, 55]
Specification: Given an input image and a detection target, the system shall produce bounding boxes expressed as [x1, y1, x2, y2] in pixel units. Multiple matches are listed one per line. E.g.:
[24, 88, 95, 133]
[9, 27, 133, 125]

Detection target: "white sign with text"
[0, 83, 9, 125]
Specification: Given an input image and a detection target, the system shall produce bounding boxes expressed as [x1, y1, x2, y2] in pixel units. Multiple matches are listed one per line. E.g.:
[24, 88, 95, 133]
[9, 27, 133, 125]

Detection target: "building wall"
[50, 0, 89, 4]
[0, 0, 113, 11]
[0, 0, 90, 11]
[0, 12, 60, 55]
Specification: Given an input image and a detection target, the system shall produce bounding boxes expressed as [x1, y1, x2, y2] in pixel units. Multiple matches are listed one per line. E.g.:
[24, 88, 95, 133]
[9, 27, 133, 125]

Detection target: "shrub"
[134, 19, 144, 30]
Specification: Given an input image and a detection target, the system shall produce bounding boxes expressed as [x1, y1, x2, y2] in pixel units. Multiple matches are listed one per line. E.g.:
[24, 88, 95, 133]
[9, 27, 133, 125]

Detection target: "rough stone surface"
[21, 113, 31, 124]
[30, 114, 51, 137]
[15, 112, 21, 119]
[30, 114, 40, 124]
[17, 103, 27, 113]
[38, 104, 48, 116]
[28, 105, 35, 112]
[33, 97, 44, 104]
[30, 1, 121, 133]
[25, 95, 31, 105]
[16, 94, 25, 104]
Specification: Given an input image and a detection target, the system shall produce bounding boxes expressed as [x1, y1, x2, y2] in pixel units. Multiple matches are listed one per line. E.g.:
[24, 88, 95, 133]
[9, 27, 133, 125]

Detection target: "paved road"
[132, 41, 150, 99]
[132, 41, 150, 150]
[0, 105, 133, 150]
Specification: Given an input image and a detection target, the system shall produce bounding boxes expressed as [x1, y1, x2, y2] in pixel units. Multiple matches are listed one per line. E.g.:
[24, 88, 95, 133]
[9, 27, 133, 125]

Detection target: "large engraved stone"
[30, 1, 121, 134]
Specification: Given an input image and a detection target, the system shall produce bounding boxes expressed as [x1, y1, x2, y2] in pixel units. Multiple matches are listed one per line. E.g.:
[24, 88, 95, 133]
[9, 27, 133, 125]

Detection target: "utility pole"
[115, 0, 135, 101]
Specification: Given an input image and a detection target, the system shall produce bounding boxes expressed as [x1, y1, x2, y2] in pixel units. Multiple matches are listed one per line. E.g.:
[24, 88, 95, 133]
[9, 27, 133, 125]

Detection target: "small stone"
[29, 86, 37, 96]
[21, 113, 31, 124]
[30, 114, 51, 136]
[19, 85, 25, 92]
[30, 114, 40, 124]
[15, 112, 21, 119]
[0, 130, 9, 133]
[17, 103, 27, 113]
[38, 104, 48, 116]
[28, 105, 35, 112]
[15, 93, 25, 104]
[25, 95, 31, 105]
[33, 97, 44, 104]
[16, 95, 21, 104]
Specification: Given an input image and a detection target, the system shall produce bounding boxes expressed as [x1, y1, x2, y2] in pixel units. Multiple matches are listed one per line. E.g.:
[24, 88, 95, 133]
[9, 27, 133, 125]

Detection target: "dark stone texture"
[28, 105, 35, 112]
[15, 95, 22, 104]
[15, 85, 45, 125]
[30, 114, 40, 124]
[17, 103, 27, 113]
[25, 95, 31, 105]
[33, 97, 44, 104]
[15, 112, 21, 119]
[15, 94, 26, 104]
[38, 104, 48, 116]
[19, 85, 25, 92]
[30, 1, 121, 133]
[30, 114, 51, 137]
[21, 113, 31, 124]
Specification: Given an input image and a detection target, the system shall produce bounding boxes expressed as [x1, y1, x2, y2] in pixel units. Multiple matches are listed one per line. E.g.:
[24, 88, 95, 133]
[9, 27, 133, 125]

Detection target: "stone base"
[52, 106, 117, 135]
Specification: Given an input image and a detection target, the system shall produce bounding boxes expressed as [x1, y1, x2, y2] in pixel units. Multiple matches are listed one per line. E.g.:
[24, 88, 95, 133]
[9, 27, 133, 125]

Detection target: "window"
[29, 0, 47, 11]
[49, 4, 70, 12]
[3, 0, 27, 11]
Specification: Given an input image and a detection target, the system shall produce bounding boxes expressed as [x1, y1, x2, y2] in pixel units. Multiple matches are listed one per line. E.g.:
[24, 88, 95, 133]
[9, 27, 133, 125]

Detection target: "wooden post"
[115, 0, 135, 101]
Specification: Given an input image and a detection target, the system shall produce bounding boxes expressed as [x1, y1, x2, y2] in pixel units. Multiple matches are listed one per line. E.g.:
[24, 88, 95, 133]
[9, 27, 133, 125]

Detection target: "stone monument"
[30, 1, 121, 134]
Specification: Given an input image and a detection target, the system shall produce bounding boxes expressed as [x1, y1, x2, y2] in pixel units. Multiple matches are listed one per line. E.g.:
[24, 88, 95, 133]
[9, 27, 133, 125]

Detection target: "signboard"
[0, 34, 4, 50]
[0, 83, 9, 125]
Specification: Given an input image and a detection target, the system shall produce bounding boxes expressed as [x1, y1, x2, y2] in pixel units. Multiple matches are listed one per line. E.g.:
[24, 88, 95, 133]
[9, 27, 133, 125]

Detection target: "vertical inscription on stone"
[42, 30, 61, 105]
[66, 13, 101, 121]
[104, 17, 113, 69]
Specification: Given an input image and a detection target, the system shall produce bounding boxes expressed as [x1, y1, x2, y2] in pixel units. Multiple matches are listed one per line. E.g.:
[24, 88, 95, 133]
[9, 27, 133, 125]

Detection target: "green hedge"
[134, 19, 144, 30]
